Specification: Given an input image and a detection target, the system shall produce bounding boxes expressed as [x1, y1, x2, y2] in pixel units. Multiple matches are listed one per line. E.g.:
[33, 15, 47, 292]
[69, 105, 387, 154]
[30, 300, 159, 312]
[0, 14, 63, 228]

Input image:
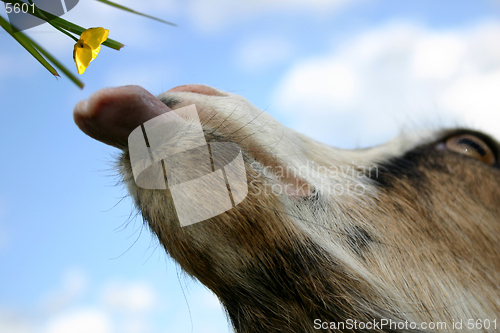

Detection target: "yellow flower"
[73, 27, 109, 75]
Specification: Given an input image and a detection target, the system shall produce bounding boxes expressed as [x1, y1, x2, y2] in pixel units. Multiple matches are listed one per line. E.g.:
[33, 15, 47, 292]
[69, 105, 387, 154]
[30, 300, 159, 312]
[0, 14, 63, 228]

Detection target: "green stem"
[0, 0, 124, 50]
[48, 22, 79, 42]
[26, 0, 79, 42]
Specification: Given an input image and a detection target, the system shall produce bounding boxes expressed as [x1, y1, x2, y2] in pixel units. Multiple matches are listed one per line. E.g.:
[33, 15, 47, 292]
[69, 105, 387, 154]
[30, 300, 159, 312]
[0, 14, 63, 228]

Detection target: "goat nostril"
[167, 84, 223, 96]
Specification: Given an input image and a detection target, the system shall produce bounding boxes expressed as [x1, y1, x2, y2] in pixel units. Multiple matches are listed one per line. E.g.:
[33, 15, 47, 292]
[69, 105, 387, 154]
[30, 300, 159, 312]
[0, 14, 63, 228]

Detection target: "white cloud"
[41, 267, 88, 313]
[0, 269, 163, 333]
[272, 20, 500, 148]
[411, 34, 467, 80]
[45, 309, 111, 333]
[186, 0, 361, 32]
[0, 309, 33, 333]
[440, 70, 500, 135]
[0, 268, 89, 333]
[234, 36, 294, 72]
[100, 280, 158, 333]
[102, 281, 156, 313]
[277, 59, 358, 111]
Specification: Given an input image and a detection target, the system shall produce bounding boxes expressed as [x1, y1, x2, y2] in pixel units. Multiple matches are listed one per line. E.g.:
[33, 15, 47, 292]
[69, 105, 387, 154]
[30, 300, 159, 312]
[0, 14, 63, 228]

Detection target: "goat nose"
[167, 84, 223, 96]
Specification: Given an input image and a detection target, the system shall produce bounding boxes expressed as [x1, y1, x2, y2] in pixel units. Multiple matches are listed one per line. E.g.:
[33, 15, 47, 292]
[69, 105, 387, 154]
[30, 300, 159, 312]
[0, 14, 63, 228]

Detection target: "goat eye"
[442, 134, 495, 165]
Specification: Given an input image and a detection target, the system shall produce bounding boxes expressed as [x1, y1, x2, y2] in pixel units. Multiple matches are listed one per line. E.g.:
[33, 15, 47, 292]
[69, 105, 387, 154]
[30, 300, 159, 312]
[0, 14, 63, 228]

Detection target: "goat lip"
[73, 85, 172, 148]
[167, 84, 224, 96]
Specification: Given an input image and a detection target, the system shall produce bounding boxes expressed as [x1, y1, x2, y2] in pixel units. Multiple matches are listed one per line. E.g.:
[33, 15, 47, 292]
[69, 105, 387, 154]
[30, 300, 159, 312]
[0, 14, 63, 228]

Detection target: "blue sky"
[1, 0, 500, 332]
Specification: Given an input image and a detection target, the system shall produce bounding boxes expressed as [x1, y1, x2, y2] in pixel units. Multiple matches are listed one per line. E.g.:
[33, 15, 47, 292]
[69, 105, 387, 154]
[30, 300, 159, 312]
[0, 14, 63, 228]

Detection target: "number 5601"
[5, 2, 35, 14]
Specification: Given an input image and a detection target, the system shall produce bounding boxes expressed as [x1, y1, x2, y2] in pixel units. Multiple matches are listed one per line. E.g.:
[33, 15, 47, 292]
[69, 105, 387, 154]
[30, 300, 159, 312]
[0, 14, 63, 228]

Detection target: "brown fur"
[80, 85, 500, 332]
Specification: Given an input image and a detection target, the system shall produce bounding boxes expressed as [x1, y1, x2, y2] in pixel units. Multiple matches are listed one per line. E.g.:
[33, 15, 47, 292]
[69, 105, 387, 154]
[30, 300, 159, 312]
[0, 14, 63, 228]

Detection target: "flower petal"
[80, 27, 109, 51]
[91, 45, 101, 62]
[73, 42, 93, 75]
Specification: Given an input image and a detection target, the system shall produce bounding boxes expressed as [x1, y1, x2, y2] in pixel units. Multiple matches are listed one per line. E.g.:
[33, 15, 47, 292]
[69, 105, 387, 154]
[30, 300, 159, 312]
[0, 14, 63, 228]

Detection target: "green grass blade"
[95, 0, 177, 26]
[0, 15, 59, 77]
[0, 0, 124, 50]
[50, 18, 124, 50]
[0, 15, 84, 88]
[27, 35, 84, 88]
